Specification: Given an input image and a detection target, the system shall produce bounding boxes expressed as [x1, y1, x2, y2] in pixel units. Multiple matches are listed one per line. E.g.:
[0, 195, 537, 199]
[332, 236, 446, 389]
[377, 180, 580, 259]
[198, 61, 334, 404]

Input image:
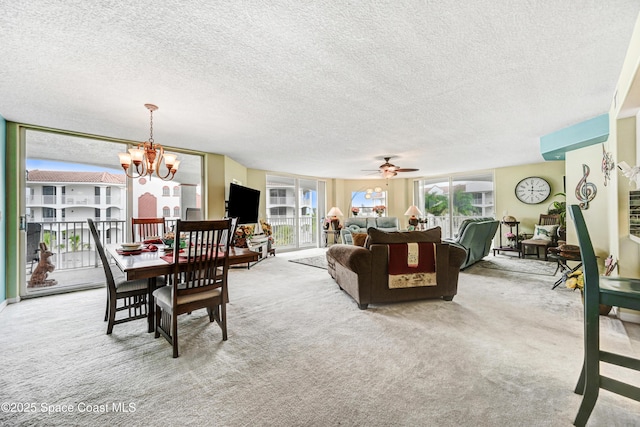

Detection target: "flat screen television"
[227, 183, 260, 224]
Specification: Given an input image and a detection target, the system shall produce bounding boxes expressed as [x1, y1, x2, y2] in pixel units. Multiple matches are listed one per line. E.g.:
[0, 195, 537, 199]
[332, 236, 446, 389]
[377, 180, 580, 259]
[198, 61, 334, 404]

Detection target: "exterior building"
[465, 181, 494, 217]
[26, 170, 126, 224]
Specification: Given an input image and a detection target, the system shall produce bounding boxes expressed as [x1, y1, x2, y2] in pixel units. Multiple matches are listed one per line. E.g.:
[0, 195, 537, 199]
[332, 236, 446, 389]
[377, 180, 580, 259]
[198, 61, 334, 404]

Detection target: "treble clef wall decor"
[575, 164, 597, 209]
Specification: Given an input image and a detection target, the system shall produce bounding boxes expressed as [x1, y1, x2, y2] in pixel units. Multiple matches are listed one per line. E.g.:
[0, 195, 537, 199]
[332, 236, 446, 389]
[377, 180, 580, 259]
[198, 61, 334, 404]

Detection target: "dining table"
[106, 243, 259, 332]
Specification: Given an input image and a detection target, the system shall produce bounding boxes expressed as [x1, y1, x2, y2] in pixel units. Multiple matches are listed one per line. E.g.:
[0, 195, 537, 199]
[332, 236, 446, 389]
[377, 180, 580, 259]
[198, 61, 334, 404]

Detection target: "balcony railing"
[28, 195, 122, 206]
[266, 216, 317, 248]
[30, 220, 127, 272]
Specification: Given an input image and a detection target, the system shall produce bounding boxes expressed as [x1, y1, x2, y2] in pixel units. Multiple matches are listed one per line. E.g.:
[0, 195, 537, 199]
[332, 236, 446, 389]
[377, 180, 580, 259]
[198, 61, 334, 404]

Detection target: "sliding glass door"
[22, 128, 203, 297]
[414, 172, 494, 239]
[266, 175, 321, 249]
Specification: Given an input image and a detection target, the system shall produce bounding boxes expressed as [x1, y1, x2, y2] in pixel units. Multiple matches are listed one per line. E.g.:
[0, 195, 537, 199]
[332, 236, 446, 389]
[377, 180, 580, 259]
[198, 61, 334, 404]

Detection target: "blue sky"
[27, 159, 122, 174]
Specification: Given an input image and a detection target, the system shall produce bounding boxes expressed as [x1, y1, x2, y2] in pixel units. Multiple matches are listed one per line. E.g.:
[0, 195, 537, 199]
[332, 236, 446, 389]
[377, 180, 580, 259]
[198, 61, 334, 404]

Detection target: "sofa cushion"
[352, 233, 368, 247]
[367, 226, 441, 244]
[344, 218, 368, 229]
[376, 217, 399, 229]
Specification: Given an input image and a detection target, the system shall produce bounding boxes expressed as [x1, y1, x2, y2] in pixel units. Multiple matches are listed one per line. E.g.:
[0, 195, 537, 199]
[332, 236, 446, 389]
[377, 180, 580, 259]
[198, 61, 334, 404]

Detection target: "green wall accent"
[5, 122, 20, 301]
[0, 115, 5, 304]
[540, 114, 609, 161]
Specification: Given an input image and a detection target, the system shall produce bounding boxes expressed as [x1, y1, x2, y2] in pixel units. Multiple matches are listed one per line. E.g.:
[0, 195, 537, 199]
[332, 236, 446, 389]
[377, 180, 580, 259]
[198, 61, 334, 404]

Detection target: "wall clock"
[515, 176, 551, 204]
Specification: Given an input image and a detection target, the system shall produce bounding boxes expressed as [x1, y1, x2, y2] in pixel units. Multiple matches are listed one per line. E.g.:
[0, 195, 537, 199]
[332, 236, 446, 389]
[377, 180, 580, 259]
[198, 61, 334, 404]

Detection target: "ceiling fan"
[366, 157, 419, 178]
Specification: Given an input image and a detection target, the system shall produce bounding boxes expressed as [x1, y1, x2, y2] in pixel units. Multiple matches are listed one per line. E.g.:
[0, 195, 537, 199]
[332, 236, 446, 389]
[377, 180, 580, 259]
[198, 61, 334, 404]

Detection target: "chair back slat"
[172, 219, 231, 298]
[539, 214, 560, 225]
[87, 218, 116, 291]
[131, 217, 166, 241]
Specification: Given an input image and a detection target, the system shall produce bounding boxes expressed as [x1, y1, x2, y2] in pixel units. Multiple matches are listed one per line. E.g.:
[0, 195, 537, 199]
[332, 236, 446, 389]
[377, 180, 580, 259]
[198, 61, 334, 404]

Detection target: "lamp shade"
[404, 205, 423, 217]
[327, 207, 344, 217]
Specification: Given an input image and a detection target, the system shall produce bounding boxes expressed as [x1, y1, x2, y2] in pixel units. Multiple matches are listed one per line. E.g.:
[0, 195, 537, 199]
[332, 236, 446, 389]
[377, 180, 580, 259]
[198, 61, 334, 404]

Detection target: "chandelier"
[118, 104, 179, 181]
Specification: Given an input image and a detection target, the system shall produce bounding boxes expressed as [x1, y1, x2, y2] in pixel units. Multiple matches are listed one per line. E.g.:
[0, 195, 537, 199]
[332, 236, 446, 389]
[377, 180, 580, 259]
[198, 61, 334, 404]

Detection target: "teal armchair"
[444, 218, 499, 269]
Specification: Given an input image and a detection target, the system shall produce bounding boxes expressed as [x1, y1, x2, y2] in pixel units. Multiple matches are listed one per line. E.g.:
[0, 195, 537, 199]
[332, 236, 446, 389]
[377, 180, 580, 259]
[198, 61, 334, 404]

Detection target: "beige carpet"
[477, 253, 559, 276]
[1, 249, 639, 426]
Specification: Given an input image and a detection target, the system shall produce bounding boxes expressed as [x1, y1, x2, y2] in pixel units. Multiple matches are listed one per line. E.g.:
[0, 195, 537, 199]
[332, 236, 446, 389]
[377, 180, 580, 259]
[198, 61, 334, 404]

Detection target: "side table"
[323, 230, 341, 247]
[492, 221, 521, 257]
[549, 252, 583, 290]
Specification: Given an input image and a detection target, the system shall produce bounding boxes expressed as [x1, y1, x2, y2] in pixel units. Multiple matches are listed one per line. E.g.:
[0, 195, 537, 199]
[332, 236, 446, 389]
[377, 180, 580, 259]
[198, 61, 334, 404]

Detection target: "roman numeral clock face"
[515, 177, 551, 204]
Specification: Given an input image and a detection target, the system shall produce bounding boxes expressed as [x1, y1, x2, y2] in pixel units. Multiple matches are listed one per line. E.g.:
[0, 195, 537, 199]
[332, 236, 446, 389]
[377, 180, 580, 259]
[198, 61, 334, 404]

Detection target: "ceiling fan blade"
[396, 168, 419, 172]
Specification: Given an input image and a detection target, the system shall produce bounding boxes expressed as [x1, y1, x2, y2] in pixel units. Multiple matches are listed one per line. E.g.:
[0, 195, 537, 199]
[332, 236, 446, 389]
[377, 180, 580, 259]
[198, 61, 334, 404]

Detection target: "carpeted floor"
[289, 252, 559, 277]
[477, 253, 560, 276]
[1, 249, 639, 426]
[288, 255, 328, 269]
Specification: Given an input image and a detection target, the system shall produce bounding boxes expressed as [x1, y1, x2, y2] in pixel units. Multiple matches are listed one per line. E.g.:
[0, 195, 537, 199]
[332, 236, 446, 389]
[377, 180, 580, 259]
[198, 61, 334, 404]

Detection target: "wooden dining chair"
[520, 214, 560, 260]
[88, 218, 165, 334]
[153, 219, 232, 357]
[131, 217, 166, 242]
[569, 205, 640, 426]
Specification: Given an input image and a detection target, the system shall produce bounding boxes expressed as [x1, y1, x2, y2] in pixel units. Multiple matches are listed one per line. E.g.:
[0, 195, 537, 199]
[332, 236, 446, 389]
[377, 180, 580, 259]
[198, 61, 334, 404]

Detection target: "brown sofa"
[326, 227, 466, 309]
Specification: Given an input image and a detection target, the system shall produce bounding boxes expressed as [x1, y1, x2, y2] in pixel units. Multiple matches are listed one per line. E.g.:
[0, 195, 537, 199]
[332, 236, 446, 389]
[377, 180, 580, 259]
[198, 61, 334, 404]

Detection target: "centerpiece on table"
[162, 231, 186, 250]
[373, 205, 386, 217]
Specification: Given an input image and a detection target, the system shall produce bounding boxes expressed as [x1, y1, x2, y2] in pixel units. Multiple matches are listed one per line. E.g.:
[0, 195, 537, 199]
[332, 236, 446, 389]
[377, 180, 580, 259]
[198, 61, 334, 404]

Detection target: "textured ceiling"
[1, 1, 639, 180]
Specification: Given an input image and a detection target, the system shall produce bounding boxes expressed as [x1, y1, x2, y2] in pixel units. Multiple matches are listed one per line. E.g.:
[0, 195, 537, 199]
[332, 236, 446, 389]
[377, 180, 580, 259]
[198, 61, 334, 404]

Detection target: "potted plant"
[547, 192, 566, 239]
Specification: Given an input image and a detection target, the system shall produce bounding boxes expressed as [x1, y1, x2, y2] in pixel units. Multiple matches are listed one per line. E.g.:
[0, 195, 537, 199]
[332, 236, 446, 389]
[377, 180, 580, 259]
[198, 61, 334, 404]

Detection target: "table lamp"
[404, 205, 423, 228]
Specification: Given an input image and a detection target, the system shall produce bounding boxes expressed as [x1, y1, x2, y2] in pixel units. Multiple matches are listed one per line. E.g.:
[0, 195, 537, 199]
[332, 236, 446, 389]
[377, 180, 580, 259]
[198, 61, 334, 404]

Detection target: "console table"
[492, 221, 521, 257]
[246, 237, 272, 268]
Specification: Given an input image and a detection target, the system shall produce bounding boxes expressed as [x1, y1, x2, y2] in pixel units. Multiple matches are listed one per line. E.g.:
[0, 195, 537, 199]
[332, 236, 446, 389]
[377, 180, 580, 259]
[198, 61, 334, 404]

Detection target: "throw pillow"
[532, 224, 558, 241]
[352, 233, 368, 247]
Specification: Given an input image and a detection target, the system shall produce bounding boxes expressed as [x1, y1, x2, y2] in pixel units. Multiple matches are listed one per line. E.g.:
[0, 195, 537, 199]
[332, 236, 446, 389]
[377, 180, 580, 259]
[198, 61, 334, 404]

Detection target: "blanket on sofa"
[387, 242, 436, 289]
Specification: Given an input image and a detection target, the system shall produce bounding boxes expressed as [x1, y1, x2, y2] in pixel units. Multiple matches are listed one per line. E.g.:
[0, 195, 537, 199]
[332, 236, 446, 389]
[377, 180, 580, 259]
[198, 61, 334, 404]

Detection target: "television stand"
[246, 236, 272, 268]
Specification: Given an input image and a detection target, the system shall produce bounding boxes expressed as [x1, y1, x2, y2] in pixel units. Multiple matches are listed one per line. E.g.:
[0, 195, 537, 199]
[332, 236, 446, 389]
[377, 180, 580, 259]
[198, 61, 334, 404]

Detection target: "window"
[23, 128, 205, 297]
[43, 186, 56, 204]
[163, 206, 170, 217]
[350, 188, 387, 217]
[173, 206, 180, 217]
[269, 207, 288, 217]
[266, 175, 321, 249]
[269, 188, 289, 205]
[162, 186, 170, 196]
[43, 207, 56, 221]
[173, 186, 180, 196]
[414, 172, 494, 238]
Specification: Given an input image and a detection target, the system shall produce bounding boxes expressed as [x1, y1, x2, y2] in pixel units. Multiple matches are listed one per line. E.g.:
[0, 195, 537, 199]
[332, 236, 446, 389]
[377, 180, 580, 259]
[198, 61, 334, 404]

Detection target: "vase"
[580, 290, 613, 316]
